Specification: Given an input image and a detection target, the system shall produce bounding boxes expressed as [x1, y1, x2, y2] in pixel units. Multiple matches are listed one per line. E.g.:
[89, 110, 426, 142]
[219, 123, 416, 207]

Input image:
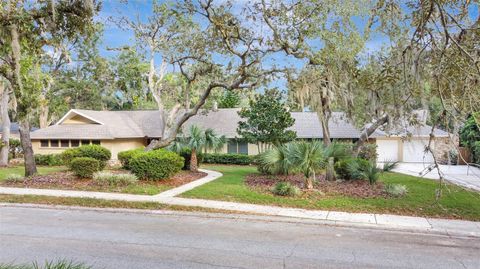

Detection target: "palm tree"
[258, 143, 295, 175]
[287, 141, 326, 189]
[260, 141, 326, 189]
[204, 128, 227, 154]
[178, 125, 226, 172]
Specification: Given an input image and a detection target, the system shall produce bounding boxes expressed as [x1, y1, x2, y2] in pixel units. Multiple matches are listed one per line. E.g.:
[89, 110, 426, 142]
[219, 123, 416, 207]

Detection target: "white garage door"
[376, 140, 399, 162]
[403, 139, 434, 163]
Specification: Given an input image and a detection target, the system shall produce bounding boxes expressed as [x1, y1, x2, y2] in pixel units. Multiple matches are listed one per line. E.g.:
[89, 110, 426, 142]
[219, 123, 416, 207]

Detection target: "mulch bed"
[1, 170, 207, 192]
[245, 173, 386, 198]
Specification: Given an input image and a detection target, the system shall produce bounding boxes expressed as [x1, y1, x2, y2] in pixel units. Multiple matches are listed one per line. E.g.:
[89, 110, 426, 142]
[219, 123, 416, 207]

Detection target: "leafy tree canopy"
[238, 89, 296, 147]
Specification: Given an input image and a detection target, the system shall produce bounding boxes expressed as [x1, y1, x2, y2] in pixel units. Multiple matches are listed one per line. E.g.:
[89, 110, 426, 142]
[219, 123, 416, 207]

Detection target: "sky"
[94, 1, 478, 91]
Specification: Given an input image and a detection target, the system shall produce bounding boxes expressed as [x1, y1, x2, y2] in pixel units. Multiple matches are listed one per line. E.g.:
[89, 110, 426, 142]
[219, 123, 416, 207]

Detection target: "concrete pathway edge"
[0, 169, 479, 238]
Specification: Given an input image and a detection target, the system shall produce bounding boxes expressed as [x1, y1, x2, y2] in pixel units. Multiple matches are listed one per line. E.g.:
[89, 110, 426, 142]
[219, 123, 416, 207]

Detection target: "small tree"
[177, 125, 226, 172]
[260, 141, 326, 190]
[238, 89, 296, 152]
[218, 90, 241, 108]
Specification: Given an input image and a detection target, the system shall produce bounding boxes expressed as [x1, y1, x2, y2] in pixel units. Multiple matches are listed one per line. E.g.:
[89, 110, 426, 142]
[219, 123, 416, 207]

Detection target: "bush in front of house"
[271, 182, 299, 197]
[357, 143, 378, 162]
[118, 148, 144, 170]
[334, 158, 371, 180]
[70, 157, 101, 178]
[5, 174, 24, 183]
[202, 153, 255, 165]
[385, 183, 408, 197]
[61, 145, 111, 169]
[129, 149, 184, 180]
[34, 154, 64, 166]
[92, 171, 138, 186]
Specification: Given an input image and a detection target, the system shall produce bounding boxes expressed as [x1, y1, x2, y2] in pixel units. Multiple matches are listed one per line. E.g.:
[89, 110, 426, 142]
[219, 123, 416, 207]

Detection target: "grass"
[0, 194, 236, 214]
[0, 166, 66, 181]
[182, 165, 480, 221]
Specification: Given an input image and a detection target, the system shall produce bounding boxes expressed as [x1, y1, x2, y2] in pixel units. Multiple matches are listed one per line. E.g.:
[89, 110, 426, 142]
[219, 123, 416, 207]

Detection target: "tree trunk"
[19, 121, 37, 176]
[0, 81, 10, 167]
[325, 157, 335, 181]
[317, 110, 331, 146]
[190, 147, 198, 172]
[305, 177, 314, 189]
[39, 98, 50, 129]
[353, 115, 389, 155]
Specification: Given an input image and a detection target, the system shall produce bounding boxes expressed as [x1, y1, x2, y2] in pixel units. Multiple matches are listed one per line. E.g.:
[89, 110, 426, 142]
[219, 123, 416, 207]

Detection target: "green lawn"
[0, 166, 66, 180]
[182, 165, 480, 221]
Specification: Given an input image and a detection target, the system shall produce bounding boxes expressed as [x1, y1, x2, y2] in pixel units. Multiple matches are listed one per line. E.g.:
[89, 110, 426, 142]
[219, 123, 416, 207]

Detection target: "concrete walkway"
[1, 169, 479, 237]
[391, 163, 480, 192]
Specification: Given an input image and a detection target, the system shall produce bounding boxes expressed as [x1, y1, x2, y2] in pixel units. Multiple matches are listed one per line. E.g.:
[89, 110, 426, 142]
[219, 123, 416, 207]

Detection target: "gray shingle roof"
[29, 108, 449, 140]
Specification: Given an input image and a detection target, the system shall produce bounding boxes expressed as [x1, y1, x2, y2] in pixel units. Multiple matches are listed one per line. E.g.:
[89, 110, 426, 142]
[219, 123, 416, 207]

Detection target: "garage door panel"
[403, 139, 434, 163]
[376, 140, 399, 162]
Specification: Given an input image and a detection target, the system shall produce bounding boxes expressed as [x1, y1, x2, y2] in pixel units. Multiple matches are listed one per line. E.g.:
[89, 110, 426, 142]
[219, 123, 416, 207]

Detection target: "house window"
[91, 140, 100, 145]
[227, 139, 248, 155]
[71, 140, 80, 147]
[40, 140, 49, 147]
[238, 141, 248, 154]
[227, 140, 237, 154]
[81, 140, 90, 145]
[50, 140, 59, 147]
[60, 140, 69, 148]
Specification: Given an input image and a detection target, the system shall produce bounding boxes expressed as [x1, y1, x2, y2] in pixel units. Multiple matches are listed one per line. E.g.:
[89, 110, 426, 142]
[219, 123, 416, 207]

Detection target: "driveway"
[1, 206, 479, 269]
[391, 163, 480, 192]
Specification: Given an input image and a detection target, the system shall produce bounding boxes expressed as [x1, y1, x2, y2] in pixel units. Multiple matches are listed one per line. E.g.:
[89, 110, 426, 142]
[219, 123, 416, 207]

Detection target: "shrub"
[34, 154, 63, 166]
[203, 153, 255, 165]
[335, 158, 379, 180]
[92, 171, 138, 186]
[70, 157, 101, 178]
[61, 145, 111, 169]
[385, 183, 408, 197]
[358, 143, 378, 162]
[5, 174, 24, 183]
[129, 149, 184, 180]
[382, 161, 398, 172]
[359, 162, 380, 184]
[271, 182, 299, 196]
[118, 148, 144, 170]
[61, 148, 79, 166]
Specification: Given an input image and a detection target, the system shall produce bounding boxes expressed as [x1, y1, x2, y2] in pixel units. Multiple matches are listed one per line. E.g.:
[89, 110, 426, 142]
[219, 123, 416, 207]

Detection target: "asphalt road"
[1, 206, 479, 269]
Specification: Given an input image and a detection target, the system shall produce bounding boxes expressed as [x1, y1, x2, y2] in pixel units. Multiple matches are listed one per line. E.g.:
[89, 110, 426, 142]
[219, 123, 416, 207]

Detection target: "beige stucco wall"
[100, 138, 146, 159]
[63, 115, 97, 124]
[32, 138, 146, 160]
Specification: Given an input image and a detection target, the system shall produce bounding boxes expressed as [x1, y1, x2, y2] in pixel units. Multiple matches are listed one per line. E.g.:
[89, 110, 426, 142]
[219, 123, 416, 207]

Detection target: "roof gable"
[57, 109, 104, 125]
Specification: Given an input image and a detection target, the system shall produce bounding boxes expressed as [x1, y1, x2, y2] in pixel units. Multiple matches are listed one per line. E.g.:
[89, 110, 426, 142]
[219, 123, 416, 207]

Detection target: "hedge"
[70, 157, 101, 178]
[202, 153, 256, 165]
[61, 145, 111, 169]
[129, 149, 184, 180]
[118, 148, 144, 170]
[34, 154, 63, 166]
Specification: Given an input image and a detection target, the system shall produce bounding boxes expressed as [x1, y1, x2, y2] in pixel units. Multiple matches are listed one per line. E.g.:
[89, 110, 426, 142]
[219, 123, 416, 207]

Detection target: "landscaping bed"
[182, 165, 480, 221]
[0, 169, 207, 195]
[246, 173, 386, 198]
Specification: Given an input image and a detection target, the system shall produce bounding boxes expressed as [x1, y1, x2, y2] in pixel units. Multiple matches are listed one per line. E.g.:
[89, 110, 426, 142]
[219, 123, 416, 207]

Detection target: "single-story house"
[30, 108, 452, 163]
